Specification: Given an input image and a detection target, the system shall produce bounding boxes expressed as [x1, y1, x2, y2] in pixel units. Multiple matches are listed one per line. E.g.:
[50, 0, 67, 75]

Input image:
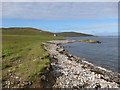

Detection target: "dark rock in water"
[68, 58, 73, 61]
[90, 68, 103, 75]
[65, 52, 73, 58]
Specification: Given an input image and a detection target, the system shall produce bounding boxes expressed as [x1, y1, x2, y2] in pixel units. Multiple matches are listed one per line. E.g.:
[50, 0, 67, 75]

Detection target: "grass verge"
[2, 28, 58, 88]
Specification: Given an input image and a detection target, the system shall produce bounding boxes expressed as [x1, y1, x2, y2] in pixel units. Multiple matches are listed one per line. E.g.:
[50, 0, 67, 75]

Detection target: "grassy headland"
[2, 27, 58, 88]
[56, 32, 94, 37]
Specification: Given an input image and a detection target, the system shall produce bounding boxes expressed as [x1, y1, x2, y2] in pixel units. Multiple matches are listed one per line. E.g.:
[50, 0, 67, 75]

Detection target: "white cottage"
[54, 34, 57, 36]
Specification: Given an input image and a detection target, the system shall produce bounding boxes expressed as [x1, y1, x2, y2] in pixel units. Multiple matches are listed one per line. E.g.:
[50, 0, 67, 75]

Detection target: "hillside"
[2, 27, 54, 36]
[56, 32, 94, 37]
[2, 27, 58, 88]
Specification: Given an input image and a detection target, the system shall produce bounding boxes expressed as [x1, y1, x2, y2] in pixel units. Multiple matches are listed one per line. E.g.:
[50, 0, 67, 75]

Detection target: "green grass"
[2, 27, 58, 88]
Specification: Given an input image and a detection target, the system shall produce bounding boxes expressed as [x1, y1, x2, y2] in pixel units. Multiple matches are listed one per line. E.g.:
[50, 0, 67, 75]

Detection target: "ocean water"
[63, 36, 119, 72]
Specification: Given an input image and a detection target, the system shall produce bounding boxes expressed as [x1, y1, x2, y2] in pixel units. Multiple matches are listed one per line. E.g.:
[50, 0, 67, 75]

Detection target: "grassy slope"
[56, 32, 94, 37]
[2, 28, 58, 88]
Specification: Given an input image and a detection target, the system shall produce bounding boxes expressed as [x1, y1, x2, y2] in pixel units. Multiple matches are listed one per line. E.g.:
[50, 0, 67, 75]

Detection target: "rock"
[15, 76, 19, 79]
[100, 83, 109, 88]
[23, 81, 32, 86]
[64, 72, 68, 76]
[42, 41, 119, 88]
[8, 70, 12, 73]
[94, 83, 101, 88]
[40, 75, 46, 81]
[7, 81, 10, 85]
[21, 84, 24, 87]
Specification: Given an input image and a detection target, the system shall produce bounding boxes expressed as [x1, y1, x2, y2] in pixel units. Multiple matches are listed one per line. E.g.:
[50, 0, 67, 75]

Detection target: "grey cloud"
[2, 2, 118, 20]
[2, 0, 119, 2]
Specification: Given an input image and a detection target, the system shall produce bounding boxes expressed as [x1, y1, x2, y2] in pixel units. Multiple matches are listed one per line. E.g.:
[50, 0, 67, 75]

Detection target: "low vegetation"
[79, 39, 101, 43]
[2, 27, 58, 88]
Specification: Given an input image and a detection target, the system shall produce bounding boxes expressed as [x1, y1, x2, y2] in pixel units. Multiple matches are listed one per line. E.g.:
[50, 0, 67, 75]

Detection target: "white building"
[54, 34, 57, 36]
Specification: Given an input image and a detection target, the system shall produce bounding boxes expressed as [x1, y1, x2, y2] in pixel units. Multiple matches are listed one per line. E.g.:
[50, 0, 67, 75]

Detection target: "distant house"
[54, 34, 57, 36]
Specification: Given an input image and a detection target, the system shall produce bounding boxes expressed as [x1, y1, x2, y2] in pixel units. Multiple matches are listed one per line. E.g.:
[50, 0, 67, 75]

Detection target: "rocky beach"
[42, 40, 120, 88]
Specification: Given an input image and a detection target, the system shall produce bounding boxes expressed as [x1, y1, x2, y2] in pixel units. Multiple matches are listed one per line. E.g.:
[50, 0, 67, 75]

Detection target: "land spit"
[42, 40, 120, 88]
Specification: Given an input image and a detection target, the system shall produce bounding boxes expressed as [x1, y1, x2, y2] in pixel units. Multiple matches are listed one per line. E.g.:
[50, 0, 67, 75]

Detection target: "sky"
[2, 2, 118, 36]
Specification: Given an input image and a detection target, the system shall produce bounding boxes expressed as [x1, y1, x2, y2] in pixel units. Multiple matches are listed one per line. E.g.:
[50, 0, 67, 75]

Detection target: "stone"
[8, 70, 12, 73]
[40, 75, 46, 81]
[42, 41, 119, 88]
[94, 83, 101, 88]
[21, 84, 24, 87]
[15, 77, 19, 79]
[100, 83, 109, 88]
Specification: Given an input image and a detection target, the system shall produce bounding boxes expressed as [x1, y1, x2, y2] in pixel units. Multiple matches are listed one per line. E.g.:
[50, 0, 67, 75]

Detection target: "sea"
[63, 36, 119, 72]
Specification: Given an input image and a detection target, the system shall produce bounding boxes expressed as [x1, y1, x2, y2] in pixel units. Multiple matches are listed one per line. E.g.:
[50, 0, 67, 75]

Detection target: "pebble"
[43, 41, 120, 88]
[15, 77, 19, 79]
[8, 70, 12, 73]
[40, 75, 46, 81]
[21, 84, 24, 87]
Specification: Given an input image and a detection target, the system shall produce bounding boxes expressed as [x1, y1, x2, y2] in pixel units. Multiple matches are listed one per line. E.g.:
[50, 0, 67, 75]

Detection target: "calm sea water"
[63, 36, 118, 72]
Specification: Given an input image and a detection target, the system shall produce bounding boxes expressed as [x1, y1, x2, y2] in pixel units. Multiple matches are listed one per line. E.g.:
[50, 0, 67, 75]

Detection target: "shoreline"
[63, 45, 118, 73]
[42, 40, 120, 88]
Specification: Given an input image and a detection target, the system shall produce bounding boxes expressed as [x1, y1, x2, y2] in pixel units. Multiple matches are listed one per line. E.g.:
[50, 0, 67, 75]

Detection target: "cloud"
[2, 2, 118, 20]
[2, 0, 119, 2]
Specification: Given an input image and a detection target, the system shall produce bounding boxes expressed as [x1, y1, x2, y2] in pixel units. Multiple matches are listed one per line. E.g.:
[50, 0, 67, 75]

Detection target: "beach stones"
[43, 42, 120, 88]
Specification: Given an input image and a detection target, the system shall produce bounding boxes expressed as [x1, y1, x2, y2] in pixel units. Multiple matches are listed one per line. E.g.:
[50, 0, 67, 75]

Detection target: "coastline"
[42, 40, 120, 88]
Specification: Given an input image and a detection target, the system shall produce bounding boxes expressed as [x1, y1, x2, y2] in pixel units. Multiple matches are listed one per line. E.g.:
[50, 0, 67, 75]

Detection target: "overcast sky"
[2, 2, 118, 36]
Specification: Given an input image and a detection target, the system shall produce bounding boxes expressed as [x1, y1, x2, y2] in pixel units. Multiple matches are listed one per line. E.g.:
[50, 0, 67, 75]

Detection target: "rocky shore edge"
[42, 40, 120, 88]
